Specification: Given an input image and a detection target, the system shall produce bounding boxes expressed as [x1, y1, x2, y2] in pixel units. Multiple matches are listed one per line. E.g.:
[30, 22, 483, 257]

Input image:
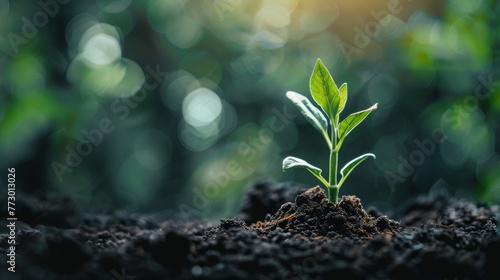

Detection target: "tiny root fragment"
[249, 213, 297, 230]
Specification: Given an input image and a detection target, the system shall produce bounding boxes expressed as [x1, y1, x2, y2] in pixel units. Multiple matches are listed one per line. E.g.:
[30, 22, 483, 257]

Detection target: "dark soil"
[1, 181, 499, 280]
[248, 186, 401, 238]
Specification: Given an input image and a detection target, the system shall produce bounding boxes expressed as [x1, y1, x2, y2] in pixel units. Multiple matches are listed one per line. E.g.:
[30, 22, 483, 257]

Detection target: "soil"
[1, 180, 499, 280]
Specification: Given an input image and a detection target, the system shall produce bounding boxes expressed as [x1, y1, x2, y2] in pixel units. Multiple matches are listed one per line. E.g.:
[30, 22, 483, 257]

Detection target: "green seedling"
[282, 58, 378, 203]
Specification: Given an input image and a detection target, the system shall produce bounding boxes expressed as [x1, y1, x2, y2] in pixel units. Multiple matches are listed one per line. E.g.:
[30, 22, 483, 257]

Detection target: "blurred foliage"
[0, 0, 499, 219]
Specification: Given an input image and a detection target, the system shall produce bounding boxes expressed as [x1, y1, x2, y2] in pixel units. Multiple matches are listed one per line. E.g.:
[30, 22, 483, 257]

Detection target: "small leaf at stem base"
[282, 156, 329, 187]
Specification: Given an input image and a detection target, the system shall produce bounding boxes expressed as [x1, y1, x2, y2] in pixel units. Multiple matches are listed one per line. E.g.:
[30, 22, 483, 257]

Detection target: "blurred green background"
[1, 0, 499, 219]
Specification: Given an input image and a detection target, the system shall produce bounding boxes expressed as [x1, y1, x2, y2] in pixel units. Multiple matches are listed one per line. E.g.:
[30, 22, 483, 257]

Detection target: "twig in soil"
[249, 213, 297, 230]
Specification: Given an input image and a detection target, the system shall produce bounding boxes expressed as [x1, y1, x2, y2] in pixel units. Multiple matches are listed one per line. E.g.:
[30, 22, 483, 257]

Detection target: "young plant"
[282, 58, 378, 203]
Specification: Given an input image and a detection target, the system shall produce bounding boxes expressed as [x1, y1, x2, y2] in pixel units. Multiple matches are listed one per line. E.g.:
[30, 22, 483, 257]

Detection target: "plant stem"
[330, 185, 339, 204]
[329, 126, 338, 203]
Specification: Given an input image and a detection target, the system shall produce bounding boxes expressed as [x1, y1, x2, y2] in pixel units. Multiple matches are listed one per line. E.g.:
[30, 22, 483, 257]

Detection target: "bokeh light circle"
[182, 88, 223, 128]
[81, 33, 121, 66]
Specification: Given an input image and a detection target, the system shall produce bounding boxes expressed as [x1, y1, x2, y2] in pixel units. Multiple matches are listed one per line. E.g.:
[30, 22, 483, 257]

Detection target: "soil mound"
[249, 186, 402, 238]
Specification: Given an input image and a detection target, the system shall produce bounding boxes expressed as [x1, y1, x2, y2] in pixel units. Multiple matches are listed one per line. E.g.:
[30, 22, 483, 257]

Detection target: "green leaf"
[338, 82, 348, 114]
[282, 156, 321, 172]
[286, 91, 328, 134]
[337, 103, 378, 150]
[309, 59, 345, 125]
[282, 156, 329, 187]
[286, 91, 331, 149]
[338, 153, 376, 189]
